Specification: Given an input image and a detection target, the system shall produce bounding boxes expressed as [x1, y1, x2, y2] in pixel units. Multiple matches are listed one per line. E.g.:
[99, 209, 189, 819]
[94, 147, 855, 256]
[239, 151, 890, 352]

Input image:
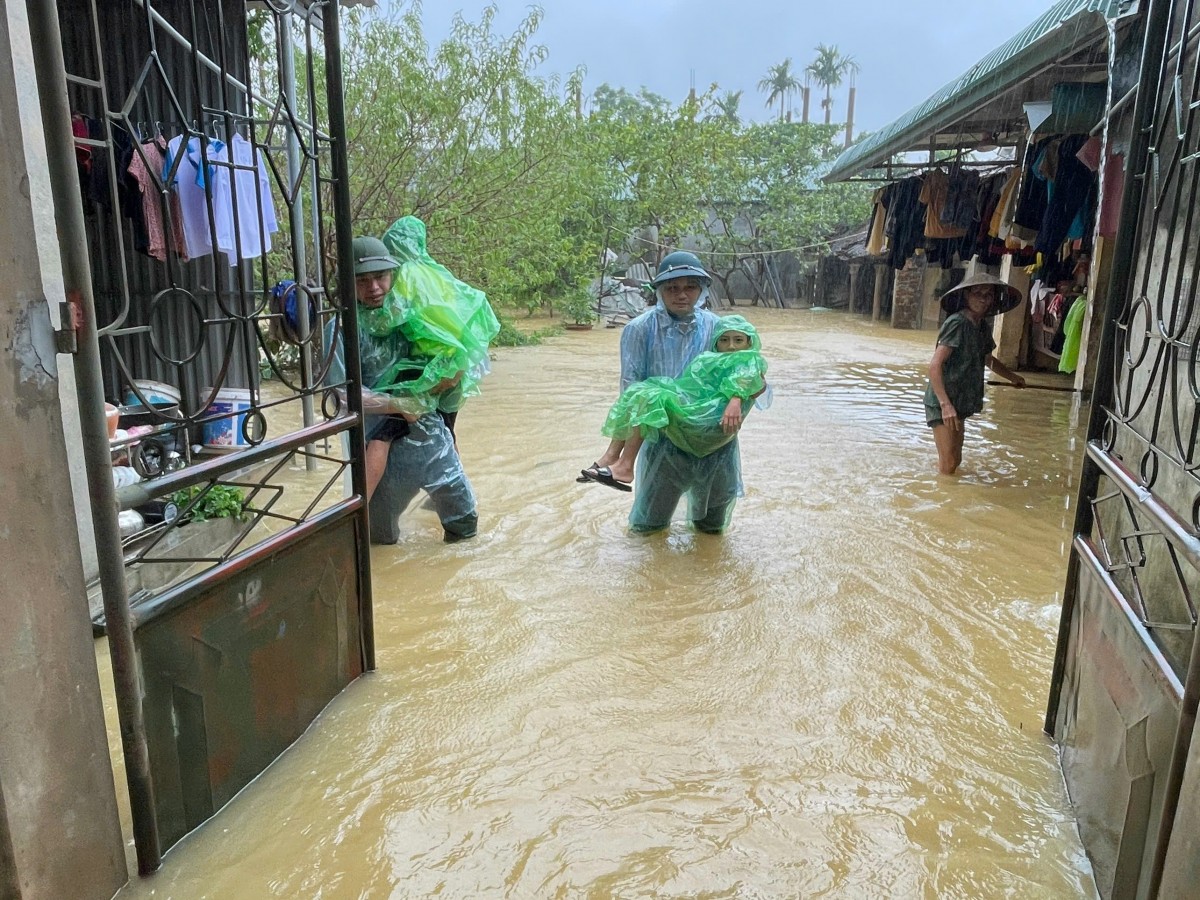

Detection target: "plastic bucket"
[201, 387, 253, 449]
[124, 379, 181, 407]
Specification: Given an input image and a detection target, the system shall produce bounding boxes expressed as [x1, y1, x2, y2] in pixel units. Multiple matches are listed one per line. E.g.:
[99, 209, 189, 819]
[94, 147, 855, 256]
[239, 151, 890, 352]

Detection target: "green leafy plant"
[171, 484, 246, 523]
[557, 292, 599, 325]
[491, 316, 563, 347]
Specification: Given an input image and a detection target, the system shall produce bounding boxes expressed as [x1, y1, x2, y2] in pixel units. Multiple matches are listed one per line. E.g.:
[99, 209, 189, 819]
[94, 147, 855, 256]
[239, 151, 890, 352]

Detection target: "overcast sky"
[394, 0, 1061, 134]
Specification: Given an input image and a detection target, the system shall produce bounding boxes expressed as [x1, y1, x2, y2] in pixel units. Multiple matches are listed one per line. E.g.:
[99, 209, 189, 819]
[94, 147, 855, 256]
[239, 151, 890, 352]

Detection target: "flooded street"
[109, 309, 1096, 898]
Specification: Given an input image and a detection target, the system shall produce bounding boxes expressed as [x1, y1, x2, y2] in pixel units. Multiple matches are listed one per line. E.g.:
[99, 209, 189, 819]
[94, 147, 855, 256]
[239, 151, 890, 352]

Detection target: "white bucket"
[201, 387, 253, 448]
[124, 379, 181, 407]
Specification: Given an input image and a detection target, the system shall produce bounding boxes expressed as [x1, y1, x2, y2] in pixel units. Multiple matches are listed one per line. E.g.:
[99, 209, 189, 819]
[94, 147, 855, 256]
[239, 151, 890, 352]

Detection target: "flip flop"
[576, 462, 601, 484]
[581, 465, 632, 493]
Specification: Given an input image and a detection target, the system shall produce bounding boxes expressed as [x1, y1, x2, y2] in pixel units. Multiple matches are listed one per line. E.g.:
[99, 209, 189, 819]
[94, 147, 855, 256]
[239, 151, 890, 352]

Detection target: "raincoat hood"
[385, 215, 429, 264]
[711, 315, 761, 351]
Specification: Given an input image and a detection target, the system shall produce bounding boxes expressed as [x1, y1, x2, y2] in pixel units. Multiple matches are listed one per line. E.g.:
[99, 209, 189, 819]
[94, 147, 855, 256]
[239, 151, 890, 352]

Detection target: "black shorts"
[369, 415, 410, 443]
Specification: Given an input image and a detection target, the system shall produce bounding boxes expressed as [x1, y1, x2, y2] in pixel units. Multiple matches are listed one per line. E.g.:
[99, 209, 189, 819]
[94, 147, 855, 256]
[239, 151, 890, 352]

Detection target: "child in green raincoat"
[363, 216, 501, 433]
[583, 316, 768, 491]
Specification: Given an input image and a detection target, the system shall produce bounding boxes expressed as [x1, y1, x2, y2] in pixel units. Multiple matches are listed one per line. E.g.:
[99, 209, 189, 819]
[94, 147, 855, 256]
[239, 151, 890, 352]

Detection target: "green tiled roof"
[824, 0, 1129, 182]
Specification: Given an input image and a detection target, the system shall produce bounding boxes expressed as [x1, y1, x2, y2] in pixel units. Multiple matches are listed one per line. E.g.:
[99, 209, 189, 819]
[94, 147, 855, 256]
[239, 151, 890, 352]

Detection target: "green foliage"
[758, 59, 801, 122]
[247, 3, 872, 313]
[492, 316, 562, 347]
[337, 3, 607, 315]
[171, 484, 245, 523]
[706, 90, 743, 127]
[556, 291, 598, 324]
[807, 45, 859, 123]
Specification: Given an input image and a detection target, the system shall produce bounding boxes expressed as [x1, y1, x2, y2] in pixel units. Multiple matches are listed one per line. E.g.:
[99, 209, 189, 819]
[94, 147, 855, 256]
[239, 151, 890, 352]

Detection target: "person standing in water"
[586, 315, 767, 490]
[582, 251, 762, 533]
[925, 272, 1026, 475]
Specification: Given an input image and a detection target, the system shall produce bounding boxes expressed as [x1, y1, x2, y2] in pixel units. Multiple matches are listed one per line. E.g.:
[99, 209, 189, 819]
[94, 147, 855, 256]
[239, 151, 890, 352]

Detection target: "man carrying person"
[581, 251, 756, 534]
[326, 235, 478, 544]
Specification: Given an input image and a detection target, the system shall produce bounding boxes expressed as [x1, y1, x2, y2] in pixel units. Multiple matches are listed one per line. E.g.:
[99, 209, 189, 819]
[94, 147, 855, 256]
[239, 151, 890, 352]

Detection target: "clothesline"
[609, 226, 836, 259]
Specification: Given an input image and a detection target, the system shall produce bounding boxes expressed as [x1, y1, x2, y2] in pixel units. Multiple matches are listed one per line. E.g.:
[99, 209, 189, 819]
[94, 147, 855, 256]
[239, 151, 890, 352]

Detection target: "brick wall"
[891, 254, 926, 329]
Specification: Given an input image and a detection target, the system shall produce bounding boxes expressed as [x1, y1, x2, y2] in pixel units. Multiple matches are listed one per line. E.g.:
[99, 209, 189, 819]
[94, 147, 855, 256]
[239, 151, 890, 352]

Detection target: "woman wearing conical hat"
[924, 273, 1026, 475]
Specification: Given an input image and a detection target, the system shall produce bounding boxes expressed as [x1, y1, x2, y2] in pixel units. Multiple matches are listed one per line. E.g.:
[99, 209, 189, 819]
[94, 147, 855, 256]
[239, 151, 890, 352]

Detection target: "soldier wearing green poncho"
[324, 235, 478, 544]
[594, 315, 767, 488]
[366, 215, 500, 438]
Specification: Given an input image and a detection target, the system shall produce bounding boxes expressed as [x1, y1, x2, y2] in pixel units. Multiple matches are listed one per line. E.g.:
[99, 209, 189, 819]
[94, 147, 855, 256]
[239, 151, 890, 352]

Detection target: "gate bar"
[1074, 535, 1185, 700]
[280, 19, 318, 470]
[132, 501, 360, 626]
[1147, 606, 1200, 895]
[1045, 0, 1175, 736]
[321, 0, 375, 672]
[1085, 442, 1200, 570]
[26, 0, 162, 874]
[113, 415, 356, 509]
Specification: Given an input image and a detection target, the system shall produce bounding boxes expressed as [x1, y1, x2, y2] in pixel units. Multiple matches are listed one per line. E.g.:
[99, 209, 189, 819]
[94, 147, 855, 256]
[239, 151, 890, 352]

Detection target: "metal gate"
[30, 0, 374, 874]
[1046, 0, 1200, 895]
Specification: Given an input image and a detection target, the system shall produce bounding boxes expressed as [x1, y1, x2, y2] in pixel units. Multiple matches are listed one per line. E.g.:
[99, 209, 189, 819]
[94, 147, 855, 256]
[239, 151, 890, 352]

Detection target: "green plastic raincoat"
[602, 315, 767, 457]
[365, 216, 500, 413]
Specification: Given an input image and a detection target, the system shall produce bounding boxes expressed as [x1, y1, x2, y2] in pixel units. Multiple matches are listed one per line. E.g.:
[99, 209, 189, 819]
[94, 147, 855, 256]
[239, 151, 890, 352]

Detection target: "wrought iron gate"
[37, 0, 373, 874]
[1047, 0, 1200, 895]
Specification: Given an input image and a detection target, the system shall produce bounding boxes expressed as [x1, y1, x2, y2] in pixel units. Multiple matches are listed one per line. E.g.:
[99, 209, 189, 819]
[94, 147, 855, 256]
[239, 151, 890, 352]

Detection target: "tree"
[332, 5, 609, 314]
[705, 90, 743, 127]
[262, 6, 869, 315]
[806, 44, 859, 125]
[757, 59, 801, 123]
[692, 121, 872, 306]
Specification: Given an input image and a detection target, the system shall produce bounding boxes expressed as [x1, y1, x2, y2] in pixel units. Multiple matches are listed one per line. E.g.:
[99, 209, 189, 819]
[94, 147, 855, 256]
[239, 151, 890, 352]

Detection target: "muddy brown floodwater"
[105, 308, 1096, 898]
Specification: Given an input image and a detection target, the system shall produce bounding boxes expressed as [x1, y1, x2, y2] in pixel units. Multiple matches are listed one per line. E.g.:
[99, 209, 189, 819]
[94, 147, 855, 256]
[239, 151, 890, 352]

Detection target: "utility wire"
[609, 225, 853, 259]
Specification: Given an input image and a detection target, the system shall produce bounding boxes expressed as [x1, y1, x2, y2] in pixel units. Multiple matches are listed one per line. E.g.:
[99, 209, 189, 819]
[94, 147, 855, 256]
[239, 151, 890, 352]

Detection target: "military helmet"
[650, 250, 712, 287]
[351, 236, 400, 276]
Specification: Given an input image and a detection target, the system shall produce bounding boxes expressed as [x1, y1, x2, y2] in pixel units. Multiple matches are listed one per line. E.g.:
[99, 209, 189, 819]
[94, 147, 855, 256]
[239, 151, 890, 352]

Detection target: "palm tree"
[758, 59, 801, 123]
[707, 89, 744, 126]
[806, 44, 859, 125]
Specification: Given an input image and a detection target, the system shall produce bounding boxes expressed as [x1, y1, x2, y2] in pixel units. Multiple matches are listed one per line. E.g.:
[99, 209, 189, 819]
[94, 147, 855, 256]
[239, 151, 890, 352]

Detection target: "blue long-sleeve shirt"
[619, 302, 720, 391]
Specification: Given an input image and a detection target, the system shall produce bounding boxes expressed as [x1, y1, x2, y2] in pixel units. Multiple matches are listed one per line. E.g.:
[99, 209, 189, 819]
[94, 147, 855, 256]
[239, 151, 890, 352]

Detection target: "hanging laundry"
[1058, 294, 1088, 374]
[990, 166, 1021, 239]
[939, 169, 980, 232]
[919, 169, 968, 239]
[1036, 134, 1095, 256]
[163, 134, 229, 259]
[865, 187, 887, 256]
[84, 116, 114, 211]
[213, 134, 279, 265]
[112, 127, 149, 255]
[1075, 136, 1102, 172]
[71, 113, 92, 194]
[884, 176, 926, 269]
[128, 140, 189, 262]
[1011, 136, 1056, 245]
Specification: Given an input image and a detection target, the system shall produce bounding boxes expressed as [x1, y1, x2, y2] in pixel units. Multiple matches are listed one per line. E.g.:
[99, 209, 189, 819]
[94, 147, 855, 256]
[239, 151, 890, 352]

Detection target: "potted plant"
[170, 483, 246, 524]
[558, 291, 599, 330]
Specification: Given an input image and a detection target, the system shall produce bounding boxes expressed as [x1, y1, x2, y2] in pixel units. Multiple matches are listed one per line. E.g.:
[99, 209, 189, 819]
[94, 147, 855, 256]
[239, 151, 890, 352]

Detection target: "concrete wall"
[0, 3, 126, 898]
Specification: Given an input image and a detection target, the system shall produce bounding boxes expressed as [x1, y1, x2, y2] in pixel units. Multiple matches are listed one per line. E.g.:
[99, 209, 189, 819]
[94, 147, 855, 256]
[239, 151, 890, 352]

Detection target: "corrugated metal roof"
[824, 0, 1131, 183]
